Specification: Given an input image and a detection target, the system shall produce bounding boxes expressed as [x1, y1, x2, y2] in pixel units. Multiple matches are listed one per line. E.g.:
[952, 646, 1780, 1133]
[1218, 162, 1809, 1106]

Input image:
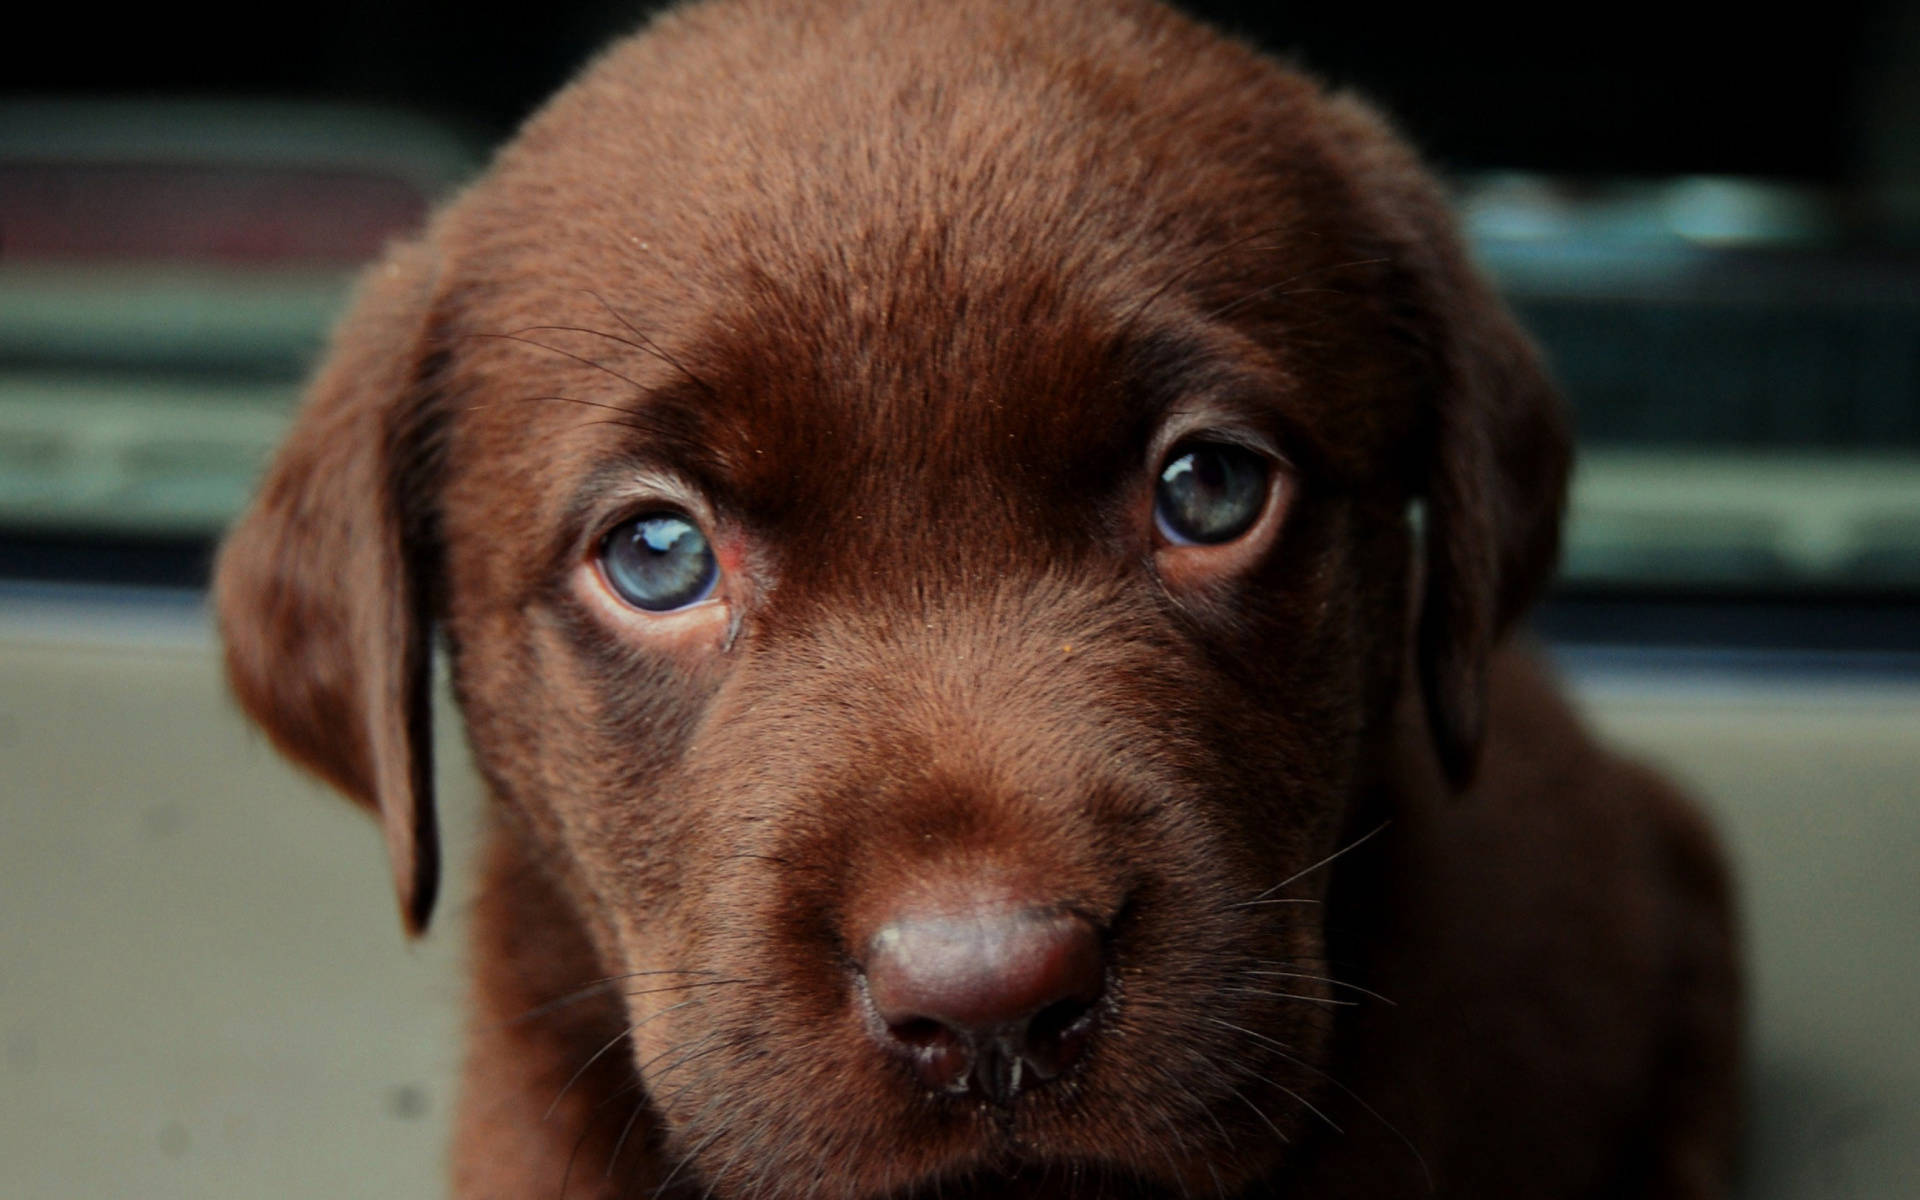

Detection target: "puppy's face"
[445, 164, 1405, 1200]
[217, 2, 1567, 1196]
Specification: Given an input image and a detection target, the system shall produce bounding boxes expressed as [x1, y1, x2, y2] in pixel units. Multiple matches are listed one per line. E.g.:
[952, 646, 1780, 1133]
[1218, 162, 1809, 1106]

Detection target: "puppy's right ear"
[215, 239, 445, 935]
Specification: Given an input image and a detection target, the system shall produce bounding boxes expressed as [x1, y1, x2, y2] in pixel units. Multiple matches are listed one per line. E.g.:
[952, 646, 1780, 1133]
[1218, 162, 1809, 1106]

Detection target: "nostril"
[1029, 994, 1093, 1044]
[1020, 993, 1099, 1082]
[861, 905, 1106, 1101]
[887, 1016, 950, 1049]
[881, 1016, 973, 1094]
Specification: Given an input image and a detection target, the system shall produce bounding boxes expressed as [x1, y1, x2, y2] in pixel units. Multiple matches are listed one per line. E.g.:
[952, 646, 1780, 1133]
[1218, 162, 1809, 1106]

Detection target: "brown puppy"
[215, 1, 1740, 1196]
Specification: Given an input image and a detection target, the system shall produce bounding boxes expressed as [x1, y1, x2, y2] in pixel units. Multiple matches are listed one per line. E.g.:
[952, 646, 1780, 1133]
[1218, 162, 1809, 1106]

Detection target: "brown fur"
[215, 1, 1740, 1195]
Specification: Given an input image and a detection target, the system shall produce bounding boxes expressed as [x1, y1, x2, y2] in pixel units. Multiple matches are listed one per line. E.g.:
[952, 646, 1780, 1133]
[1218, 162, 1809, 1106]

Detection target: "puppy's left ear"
[214, 239, 446, 934]
[1415, 274, 1569, 789]
[1319, 95, 1572, 790]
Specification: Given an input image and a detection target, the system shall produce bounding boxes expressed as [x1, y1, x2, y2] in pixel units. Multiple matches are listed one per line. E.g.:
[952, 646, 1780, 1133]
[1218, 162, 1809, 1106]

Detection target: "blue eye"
[599, 513, 719, 611]
[1154, 442, 1269, 545]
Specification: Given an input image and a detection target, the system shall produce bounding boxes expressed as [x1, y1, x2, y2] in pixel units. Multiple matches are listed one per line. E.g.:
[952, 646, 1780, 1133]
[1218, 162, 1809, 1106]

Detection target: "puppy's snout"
[861, 905, 1106, 1104]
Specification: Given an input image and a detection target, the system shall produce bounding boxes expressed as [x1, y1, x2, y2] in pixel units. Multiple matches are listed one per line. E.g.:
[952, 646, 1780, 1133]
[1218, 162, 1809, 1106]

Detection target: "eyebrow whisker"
[584, 289, 720, 400]
[470, 331, 653, 397]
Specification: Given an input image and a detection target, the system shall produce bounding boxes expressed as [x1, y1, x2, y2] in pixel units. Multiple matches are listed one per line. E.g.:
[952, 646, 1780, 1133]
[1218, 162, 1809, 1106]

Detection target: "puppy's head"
[217, 0, 1566, 1194]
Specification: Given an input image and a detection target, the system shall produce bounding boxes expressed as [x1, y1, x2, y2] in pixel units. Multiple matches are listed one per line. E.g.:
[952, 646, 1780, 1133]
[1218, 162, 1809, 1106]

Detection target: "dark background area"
[9, 2, 1916, 186]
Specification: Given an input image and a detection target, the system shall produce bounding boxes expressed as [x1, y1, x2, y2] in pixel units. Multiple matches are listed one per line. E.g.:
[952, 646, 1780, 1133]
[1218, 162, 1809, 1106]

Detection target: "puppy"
[215, 0, 1741, 1196]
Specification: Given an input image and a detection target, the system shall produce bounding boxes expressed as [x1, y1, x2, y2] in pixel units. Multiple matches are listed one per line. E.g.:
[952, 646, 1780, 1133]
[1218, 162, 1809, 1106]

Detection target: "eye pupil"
[600, 513, 719, 611]
[1154, 443, 1268, 545]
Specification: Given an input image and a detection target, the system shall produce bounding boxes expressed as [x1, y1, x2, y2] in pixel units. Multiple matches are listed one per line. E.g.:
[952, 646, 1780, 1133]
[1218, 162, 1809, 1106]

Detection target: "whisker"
[1218, 983, 1355, 1009]
[641, 1033, 737, 1107]
[1115, 225, 1298, 343]
[1203, 1156, 1228, 1200]
[545, 997, 701, 1121]
[1199, 1016, 1343, 1135]
[462, 394, 668, 440]
[569, 416, 677, 439]
[624, 977, 756, 1002]
[1244, 820, 1390, 904]
[502, 968, 719, 1030]
[606, 1098, 651, 1185]
[503, 318, 716, 408]
[1205, 1015, 1433, 1191]
[650, 1095, 733, 1198]
[1243, 967, 1396, 1007]
[1281, 1059, 1433, 1193]
[583, 290, 720, 400]
[1222, 1077, 1291, 1144]
[1203, 257, 1390, 324]
[508, 322, 655, 354]
[636, 1027, 720, 1079]
[599, 1029, 729, 1185]
[559, 1076, 644, 1200]
[1144, 1102, 1197, 1200]
[701, 1111, 763, 1200]
[634, 1038, 748, 1191]
[1168, 1061, 1237, 1153]
[471, 331, 652, 394]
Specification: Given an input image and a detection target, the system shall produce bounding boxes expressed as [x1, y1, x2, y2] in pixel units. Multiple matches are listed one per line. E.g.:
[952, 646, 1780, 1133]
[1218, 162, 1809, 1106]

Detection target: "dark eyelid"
[1165, 426, 1285, 465]
[1120, 328, 1318, 480]
[542, 459, 717, 592]
[520, 372, 728, 558]
[1154, 396, 1307, 490]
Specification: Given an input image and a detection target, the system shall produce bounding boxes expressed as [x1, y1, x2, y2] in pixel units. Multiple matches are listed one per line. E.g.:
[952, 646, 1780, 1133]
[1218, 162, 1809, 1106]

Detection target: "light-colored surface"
[1, 595, 479, 1200]
[1578, 672, 1920, 1198]
[2, 592, 1915, 1198]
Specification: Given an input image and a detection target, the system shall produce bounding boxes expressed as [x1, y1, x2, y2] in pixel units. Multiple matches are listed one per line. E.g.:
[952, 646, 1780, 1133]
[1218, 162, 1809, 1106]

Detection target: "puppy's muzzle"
[860, 903, 1107, 1105]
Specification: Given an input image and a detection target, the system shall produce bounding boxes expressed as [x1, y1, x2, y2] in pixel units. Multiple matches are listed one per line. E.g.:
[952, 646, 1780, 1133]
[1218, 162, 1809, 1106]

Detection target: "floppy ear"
[1416, 283, 1568, 788]
[214, 239, 445, 934]
[1320, 95, 1571, 789]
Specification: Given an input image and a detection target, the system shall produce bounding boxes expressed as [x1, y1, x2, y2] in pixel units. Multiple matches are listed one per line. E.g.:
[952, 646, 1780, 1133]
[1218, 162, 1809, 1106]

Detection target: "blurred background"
[2, 2, 1916, 1196]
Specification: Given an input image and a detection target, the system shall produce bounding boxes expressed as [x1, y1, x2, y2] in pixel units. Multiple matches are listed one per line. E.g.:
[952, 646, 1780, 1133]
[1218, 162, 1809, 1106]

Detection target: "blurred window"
[0, 97, 1915, 627]
[1464, 175, 1920, 598]
[0, 101, 472, 579]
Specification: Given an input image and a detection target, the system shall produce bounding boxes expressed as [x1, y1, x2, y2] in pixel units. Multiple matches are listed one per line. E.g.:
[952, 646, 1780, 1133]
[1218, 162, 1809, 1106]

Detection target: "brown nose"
[862, 906, 1105, 1104]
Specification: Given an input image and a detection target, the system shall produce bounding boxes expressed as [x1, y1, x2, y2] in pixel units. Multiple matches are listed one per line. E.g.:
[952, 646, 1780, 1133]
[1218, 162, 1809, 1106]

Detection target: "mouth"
[641, 1025, 1268, 1200]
